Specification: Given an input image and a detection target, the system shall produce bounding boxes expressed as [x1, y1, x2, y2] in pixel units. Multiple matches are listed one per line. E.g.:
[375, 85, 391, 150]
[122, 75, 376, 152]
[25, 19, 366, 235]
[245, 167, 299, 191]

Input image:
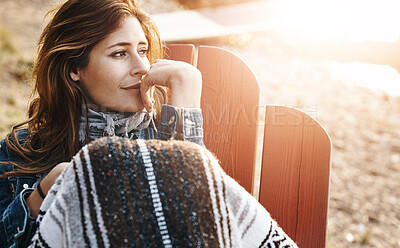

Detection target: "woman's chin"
[86, 102, 144, 113]
[109, 103, 145, 113]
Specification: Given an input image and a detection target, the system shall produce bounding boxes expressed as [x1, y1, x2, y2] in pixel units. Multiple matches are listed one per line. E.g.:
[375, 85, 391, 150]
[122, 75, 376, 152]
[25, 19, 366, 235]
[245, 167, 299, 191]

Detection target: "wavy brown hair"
[1, 0, 166, 177]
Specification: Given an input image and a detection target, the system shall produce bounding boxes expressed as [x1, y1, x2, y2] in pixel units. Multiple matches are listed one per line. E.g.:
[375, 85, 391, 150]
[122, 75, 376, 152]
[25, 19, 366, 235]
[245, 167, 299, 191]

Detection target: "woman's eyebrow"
[107, 41, 148, 49]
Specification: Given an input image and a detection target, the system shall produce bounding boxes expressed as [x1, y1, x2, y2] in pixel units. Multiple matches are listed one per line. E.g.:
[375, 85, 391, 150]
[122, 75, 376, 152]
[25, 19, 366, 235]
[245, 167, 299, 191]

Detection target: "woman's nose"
[130, 54, 149, 77]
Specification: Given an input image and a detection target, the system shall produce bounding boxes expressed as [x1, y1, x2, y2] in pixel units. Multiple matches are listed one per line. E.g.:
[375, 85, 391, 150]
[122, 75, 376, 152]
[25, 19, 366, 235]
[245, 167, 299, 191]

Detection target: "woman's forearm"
[26, 189, 43, 218]
[26, 162, 70, 217]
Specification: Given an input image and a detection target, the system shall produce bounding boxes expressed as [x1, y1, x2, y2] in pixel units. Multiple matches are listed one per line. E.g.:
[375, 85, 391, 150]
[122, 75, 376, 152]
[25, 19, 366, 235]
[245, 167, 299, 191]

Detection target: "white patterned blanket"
[29, 137, 297, 247]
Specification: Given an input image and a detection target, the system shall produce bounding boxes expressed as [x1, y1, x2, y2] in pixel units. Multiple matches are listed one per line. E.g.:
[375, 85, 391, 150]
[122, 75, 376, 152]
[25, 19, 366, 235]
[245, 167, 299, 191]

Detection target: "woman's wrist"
[168, 71, 202, 108]
[26, 189, 43, 218]
[25, 162, 69, 218]
[168, 96, 200, 108]
[36, 181, 46, 200]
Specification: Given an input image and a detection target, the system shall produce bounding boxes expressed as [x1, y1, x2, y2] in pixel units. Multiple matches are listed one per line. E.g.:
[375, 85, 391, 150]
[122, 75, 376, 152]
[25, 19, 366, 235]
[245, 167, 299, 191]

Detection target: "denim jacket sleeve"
[0, 136, 37, 248]
[157, 104, 204, 146]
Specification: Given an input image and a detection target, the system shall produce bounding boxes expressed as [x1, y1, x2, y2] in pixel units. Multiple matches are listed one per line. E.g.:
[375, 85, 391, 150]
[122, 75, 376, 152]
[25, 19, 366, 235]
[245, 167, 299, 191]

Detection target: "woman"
[1, 0, 297, 247]
[0, 0, 203, 246]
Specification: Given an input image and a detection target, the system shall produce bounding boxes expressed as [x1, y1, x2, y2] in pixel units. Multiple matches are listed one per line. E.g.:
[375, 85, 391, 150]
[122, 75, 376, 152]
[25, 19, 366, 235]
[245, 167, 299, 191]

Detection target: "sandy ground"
[1, 0, 399, 247]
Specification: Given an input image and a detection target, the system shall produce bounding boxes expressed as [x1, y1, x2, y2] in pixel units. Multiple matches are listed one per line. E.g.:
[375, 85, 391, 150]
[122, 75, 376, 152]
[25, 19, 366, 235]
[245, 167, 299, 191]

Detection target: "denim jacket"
[0, 104, 204, 248]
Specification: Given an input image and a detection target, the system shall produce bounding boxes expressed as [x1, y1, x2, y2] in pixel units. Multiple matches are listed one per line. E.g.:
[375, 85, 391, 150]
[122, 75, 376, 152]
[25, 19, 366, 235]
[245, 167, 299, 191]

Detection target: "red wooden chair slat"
[259, 106, 331, 248]
[296, 113, 331, 247]
[197, 45, 260, 193]
[163, 44, 195, 65]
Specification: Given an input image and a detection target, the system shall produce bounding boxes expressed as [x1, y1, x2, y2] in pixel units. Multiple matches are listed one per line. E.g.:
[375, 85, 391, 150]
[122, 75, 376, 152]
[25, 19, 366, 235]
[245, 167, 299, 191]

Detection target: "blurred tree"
[0, 27, 16, 58]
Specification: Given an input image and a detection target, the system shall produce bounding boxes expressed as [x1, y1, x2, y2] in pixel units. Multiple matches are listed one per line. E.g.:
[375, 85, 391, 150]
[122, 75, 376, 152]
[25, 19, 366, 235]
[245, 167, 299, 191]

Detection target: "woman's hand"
[26, 162, 70, 217]
[140, 59, 202, 112]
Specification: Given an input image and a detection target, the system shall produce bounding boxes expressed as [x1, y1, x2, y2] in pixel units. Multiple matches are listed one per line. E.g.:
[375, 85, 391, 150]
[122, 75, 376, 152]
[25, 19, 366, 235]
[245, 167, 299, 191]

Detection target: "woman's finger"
[140, 77, 155, 113]
[140, 60, 169, 112]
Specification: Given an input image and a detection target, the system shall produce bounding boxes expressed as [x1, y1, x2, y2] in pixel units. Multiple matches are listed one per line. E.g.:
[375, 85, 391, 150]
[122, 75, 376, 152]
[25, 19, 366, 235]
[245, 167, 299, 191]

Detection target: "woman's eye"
[138, 48, 148, 56]
[112, 50, 127, 57]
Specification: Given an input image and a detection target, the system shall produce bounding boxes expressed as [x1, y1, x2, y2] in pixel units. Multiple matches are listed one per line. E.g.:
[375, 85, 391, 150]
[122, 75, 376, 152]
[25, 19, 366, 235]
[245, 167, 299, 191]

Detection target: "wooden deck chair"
[164, 44, 332, 248]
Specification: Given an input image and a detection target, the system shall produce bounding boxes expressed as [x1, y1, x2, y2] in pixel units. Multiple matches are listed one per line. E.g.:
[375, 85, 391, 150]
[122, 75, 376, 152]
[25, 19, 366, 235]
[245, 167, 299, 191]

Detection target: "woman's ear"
[70, 68, 81, 82]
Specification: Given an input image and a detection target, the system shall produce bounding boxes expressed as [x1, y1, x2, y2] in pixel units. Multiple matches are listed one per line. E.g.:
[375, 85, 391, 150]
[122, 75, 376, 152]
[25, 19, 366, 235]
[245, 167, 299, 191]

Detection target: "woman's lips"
[121, 83, 141, 90]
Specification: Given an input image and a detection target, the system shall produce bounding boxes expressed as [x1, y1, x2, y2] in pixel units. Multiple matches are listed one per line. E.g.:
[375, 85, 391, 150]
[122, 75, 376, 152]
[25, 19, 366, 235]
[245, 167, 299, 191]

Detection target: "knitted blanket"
[29, 137, 298, 247]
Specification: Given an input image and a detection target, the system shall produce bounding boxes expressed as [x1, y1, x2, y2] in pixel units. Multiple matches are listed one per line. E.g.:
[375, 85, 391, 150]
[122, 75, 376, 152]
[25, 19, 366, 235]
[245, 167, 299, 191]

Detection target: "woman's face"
[72, 16, 150, 112]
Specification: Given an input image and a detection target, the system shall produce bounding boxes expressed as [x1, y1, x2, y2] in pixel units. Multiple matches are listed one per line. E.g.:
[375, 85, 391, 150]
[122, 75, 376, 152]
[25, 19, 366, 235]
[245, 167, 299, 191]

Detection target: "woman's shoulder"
[0, 128, 29, 170]
[0, 138, 13, 174]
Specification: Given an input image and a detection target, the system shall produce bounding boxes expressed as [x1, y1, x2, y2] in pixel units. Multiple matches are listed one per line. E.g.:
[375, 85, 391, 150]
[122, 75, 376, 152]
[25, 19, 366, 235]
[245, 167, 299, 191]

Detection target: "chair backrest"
[164, 44, 331, 248]
[164, 44, 260, 194]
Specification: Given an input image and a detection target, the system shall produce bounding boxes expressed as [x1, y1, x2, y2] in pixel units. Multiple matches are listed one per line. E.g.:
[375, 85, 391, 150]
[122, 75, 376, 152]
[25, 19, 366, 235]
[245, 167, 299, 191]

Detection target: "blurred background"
[1, 0, 399, 247]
